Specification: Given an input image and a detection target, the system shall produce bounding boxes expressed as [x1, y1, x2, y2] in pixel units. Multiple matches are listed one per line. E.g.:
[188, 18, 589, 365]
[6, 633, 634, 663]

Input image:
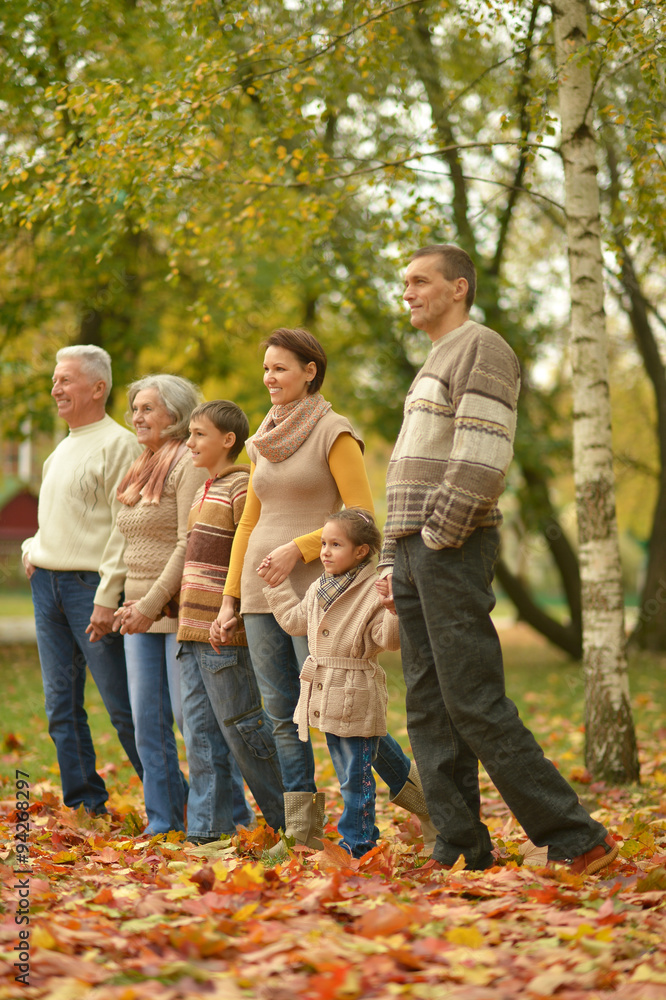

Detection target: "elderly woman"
[115, 374, 257, 837]
[114, 374, 204, 834]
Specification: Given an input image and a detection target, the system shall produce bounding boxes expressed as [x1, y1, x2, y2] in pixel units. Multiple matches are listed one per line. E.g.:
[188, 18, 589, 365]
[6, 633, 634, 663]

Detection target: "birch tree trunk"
[552, 0, 639, 782]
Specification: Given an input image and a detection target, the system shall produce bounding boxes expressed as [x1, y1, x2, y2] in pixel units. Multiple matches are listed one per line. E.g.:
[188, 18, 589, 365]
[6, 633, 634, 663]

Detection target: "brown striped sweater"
[177, 465, 250, 646]
[379, 319, 520, 568]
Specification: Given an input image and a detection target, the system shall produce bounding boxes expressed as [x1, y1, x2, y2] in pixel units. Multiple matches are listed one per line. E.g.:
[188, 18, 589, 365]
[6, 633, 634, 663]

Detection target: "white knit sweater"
[22, 414, 141, 608]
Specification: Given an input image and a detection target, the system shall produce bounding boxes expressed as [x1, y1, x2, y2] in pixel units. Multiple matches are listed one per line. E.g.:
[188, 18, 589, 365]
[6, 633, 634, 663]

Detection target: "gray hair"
[55, 345, 113, 403]
[126, 374, 201, 441]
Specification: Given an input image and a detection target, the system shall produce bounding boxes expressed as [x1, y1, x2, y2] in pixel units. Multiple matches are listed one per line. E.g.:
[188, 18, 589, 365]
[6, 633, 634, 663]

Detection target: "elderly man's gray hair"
[56, 345, 113, 403]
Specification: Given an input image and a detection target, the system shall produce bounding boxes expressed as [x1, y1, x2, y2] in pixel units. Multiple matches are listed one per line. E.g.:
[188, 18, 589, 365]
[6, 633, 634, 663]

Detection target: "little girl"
[259, 508, 400, 859]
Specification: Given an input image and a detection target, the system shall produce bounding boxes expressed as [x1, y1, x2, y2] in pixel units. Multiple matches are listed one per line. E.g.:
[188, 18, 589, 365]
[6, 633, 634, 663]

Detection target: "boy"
[177, 400, 285, 843]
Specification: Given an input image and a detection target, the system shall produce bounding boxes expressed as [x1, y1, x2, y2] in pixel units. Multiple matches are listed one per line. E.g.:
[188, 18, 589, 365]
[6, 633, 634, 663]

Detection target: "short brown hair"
[262, 328, 327, 394]
[189, 399, 249, 461]
[325, 508, 381, 557]
[410, 244, 476, 310]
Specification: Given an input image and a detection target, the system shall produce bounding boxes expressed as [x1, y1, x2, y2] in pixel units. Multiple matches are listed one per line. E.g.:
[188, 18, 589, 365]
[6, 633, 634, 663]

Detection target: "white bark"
[552, 0, 638, 782]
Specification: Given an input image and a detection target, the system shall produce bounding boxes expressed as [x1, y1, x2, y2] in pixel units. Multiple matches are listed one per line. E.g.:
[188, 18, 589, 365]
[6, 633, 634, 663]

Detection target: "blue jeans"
[393, 528, 608, 869]
[327, 734, 380, 858]
[244, 613, 412, 797]
[178, 640, 285, 837]
[124, 632, 187, 833]
[244, 614, 315, 793]
[30, 568, 142, 814]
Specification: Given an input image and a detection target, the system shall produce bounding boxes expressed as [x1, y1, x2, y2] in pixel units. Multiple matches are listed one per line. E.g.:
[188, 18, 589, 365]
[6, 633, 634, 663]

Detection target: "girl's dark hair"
[262, 327, 327, 394]
[325, 508, 381, 556]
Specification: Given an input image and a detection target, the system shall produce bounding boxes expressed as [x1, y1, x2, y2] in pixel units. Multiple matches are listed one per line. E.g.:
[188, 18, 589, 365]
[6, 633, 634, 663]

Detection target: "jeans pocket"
[75, 571, 100, 589]
[235, 711, 277, 760]
[200, 647, 238, 674]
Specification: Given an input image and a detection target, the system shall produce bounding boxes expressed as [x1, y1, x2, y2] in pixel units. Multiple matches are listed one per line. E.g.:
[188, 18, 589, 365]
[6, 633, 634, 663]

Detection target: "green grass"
[1, 630, 663, 797]
[0, 592, 34, 617]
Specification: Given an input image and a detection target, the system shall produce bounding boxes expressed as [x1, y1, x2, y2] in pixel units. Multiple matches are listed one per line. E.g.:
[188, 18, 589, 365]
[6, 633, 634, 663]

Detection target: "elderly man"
[22, 345, 143, 814]
[378, 245, 617, 877]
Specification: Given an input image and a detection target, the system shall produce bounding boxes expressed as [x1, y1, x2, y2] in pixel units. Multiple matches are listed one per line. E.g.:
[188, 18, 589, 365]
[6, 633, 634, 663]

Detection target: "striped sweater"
[177, 465, 250, 646]
[379, 319, 520, 568]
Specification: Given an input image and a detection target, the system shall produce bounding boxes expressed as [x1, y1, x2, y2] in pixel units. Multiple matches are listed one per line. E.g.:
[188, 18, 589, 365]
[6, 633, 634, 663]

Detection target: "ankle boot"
[268, 791, 325, 859]
[390, 761, 437, 855]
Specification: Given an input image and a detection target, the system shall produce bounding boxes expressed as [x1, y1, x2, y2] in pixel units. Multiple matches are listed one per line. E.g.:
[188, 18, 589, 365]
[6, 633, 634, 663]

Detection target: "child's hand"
[210, 597, 239, 650]
[256, 555, 271, 579]
[257, 542, 302, 587]
[376, 573, 396, 614]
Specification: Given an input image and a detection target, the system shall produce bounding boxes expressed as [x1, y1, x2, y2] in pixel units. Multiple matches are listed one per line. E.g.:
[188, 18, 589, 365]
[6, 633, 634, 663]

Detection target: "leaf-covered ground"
[2, 733, 666, 1000]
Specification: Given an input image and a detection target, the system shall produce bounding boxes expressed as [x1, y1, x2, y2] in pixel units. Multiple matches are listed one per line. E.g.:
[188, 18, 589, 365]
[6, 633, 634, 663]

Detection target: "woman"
[115, 374, 253, 836]
[213, 329, 433, 851]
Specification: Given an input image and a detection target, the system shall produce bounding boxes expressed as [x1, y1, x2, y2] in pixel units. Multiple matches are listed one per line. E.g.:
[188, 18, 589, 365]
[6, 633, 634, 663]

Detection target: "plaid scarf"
[317, 561, 369, 612]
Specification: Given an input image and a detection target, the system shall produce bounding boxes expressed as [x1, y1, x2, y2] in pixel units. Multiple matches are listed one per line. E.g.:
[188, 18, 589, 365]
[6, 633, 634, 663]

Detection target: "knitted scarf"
[252, 392, 332, 463]
[117, 439, 187, 506]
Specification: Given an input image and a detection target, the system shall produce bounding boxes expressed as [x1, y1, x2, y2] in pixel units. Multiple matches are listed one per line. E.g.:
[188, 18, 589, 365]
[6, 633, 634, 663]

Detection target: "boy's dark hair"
[190, 400, 249, 461]
[325, 508, 382, 557]
[410, 244, 477, 311]
[262, 327, 327, 394]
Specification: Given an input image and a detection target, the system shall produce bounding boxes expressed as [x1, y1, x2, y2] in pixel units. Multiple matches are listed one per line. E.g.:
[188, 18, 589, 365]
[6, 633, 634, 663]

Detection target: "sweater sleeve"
[223, 463, 260, 599]
[95, 434, 143, 608]
[134, 458, 204, 620]
[293, 433, 375, 563]
[422, 333, 520, 550]
[262, 579, 309, 637]
[367, 604, 401, 652]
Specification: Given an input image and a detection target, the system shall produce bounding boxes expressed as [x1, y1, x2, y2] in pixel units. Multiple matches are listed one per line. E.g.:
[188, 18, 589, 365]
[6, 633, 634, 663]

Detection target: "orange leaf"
[355, 901, 429, 938]
[89, 846, 121, 864]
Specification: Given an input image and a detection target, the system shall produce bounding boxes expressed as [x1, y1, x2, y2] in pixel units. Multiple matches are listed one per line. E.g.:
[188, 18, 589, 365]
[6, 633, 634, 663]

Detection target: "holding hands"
[112, 600, 155, 636]
[210, 595, 240, 651]
[375, 573, 396, 615]
[256, 541, 303, 587]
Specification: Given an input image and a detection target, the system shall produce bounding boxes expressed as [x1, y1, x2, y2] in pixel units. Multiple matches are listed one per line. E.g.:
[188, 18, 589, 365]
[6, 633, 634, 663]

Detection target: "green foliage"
[2, 0, 665, 647]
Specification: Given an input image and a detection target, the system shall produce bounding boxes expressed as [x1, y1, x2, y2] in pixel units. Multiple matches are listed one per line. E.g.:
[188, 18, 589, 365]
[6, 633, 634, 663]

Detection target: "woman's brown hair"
[262, 328, 327, 394]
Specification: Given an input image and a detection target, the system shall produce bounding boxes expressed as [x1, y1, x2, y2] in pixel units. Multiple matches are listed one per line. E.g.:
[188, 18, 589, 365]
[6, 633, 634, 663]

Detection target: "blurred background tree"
[1, 0, 664, 653]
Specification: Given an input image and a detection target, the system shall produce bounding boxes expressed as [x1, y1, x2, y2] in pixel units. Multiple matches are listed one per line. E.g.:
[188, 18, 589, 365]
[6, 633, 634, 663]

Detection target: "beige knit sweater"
[239, 411, 363, 613]
[264, 562, 400, 739]
[116, 451, 207, 633]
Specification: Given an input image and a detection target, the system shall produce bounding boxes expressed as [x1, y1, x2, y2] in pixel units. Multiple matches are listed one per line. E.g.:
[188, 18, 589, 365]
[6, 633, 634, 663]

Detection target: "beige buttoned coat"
[263, 562, 400, 740]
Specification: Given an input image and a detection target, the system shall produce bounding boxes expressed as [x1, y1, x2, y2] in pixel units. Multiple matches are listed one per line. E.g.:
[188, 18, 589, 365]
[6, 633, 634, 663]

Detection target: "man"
[378, 245, 617, 876]
[22, 345, 143, 814]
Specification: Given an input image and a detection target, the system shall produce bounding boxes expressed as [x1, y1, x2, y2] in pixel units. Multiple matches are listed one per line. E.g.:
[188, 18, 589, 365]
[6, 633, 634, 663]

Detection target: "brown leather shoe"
[554, 834, 619, 877]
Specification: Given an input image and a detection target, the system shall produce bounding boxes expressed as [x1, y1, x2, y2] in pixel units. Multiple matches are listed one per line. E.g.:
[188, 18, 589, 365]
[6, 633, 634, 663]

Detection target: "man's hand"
[375, 573, 396, 614]
[86, 604, 116, 643]
[22, 555, 36, 581]
[256, 541, 302, 587]
[210, 596, 239, 651]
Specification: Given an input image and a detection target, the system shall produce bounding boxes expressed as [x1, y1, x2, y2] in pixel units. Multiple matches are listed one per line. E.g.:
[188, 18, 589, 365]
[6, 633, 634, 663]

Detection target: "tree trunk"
[495, 557, 582, 659]
[552, 0, 639, 782]
[618, 252, 666, 652]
